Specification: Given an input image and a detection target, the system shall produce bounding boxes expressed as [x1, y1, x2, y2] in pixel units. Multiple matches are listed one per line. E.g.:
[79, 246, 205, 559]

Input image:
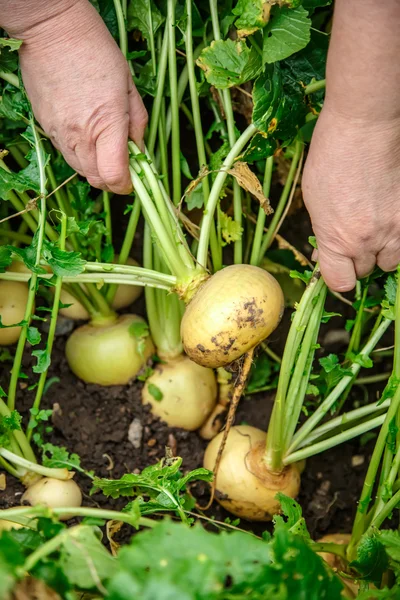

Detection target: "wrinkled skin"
[303, 108, 400, 293]
[8, 0, 147, 194]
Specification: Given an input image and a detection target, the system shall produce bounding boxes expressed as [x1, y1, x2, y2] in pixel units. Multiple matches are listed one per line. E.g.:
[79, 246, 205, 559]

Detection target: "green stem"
[0, 448, 70, 480]
[147, 26, 169, 155]
[304, 79, 326, 94]
[0, 399, 36, 463]
[355, 373, 391, 385]
[0, 228, 32, 244]
[113, 0, 128, 58]
[196, 124, 257, 268]
[289, 317, 392, 454]
[346, 286, 368, 358]
[250, 156, 274, 266]
[102, 190, 112, 246]
[369, 488, 400, 530]
[7, 121, 48, 412]
[8, 144, 29, 169]
[258, 139, 303, 263]
[167, 0, 181, 205]
[284, 414, 386, 465]
[185, 0, 221, 272]
[0, 71, 19, 86]
[265, 272, 324, 470]
[26, 215, 67, 441]
[0, 455, 22, 478]
[105, 198, 141, 304]
[311, 542, 347, 560]
[296, 399, 390, 449]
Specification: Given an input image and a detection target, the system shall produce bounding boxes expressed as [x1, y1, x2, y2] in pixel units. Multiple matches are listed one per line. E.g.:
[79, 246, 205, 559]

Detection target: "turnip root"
[142, 354, 217, 430]
[21, 477, 82, 521]
[59, 287, 91, 321]
[203, 425, 300, 521]
[0, 281, 30, 345]
[66, 314, 154, 385]
[181, 265, 284, 368]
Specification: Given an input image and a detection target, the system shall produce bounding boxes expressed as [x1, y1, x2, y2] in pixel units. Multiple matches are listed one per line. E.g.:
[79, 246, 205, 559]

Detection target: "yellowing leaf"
[219, 210, 243, 245]
[228, 161, 273, 215]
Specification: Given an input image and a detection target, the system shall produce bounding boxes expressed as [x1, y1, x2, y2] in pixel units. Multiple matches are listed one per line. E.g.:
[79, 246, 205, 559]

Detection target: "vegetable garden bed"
[1, 0, 400, 598]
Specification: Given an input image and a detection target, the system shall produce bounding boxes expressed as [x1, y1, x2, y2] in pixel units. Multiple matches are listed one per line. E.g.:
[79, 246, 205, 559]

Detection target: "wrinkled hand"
[302, 107, 400, 292]
[17, 1, 147, 194]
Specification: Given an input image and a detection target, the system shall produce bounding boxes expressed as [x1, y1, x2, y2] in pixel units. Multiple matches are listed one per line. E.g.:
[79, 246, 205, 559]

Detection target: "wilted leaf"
[228, 161, 272, 214]
[219, 210, 243, 245]
[233, 0, 271, 36]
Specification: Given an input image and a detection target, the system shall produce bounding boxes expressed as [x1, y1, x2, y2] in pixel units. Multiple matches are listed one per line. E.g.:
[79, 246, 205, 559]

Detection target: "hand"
[302, 106, 400, 292]
[16, 1, 147, 194]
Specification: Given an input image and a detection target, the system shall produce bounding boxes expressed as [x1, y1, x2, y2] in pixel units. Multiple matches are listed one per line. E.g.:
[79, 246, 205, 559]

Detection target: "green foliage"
[26, 326, 41, 346]
[147, 382, 163, 401]
[232, 0, 270, 35]
[0, 410, 22, 448]
[129, 320, 150, 357]
[247, 352, 279, 393]
[219, 209, 243, 245]
[92, 451, 212, 517]
[351, 533, 389, 587]
[127, 0, 164, 41]
[42, 240, 86, 277]
[197, 39, 262, 89]
[263, 6, 311, 64]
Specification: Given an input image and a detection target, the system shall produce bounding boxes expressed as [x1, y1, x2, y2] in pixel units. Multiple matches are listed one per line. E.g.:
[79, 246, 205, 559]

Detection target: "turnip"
[203, 425, 300, 520]
[181, 265, 284, 369]
[0, 280, 30, 345]
[142, 354, 217, 430]
[59, 287, 91, 320]
[22, 477, 82, 520]
[66, 314, 154, 385]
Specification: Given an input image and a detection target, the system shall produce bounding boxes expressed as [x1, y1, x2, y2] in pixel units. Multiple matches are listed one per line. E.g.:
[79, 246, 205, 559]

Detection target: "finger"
[75, 142, 111, 191]
[318, 245, 357, 292]
[96, 120, 132, 195]
[377, 240, 400, 272]
[128, 83, 148, 149]
[353, 253, 376, 280]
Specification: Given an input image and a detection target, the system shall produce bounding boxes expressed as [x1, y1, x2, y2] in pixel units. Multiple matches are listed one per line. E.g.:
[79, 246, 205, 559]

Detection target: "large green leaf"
[127, 0, 164, 42]
[232, 0, 270, 36]
[263, 6, 311, 64]
[197, 39, 262, 89]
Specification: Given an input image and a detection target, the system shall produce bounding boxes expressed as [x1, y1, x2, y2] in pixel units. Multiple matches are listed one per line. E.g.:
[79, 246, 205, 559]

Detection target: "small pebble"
[147, 438, 157, 447]
[41, 315, 75, 337]
[351, 455, 365, 468]
[128, 418, 143, 449]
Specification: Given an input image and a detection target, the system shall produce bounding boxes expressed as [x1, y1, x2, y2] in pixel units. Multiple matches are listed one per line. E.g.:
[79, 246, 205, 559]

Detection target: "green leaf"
[0, 534, 25, 598]
[384, 274, 397, 305]
[0, 246, 12, 272]
[263, 6, 311, 64]
[42, 240, 85, 277]
[348, 352, 373, 369]
[351, 532, 388, 587]
[321, 310, 341, 323]
[386, 417, 398, 454]
[186, 180, 205, 211]
[41, 443, 82, 471]
[147, 383, 163, 402]
[180, 152, 193, 179]
[0, 386, 6, 398]
[197, 39, 262, 89]
[0, 315, 27, 329]
[219, 209, 243, 245]
[129, 319, 150, 358]
[26, 326, 41, 346]
[60, 525, 116, 589]
[31, 348, 51, 374]
[91, 0, 119, 38]
[379, 530, 400, 579]
[0, 38, 22, 51]
[233, 0, 271, 35]
[127, 0, 164, 42]
[319, 354, 339, 373]
[273, 494, 310, 540]
[290, 269, 312, 284]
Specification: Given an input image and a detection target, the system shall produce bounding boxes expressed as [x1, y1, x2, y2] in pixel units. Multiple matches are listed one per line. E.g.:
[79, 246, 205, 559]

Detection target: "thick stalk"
[7, 122, 48, 412]
[304, 79, 326, 94]
[167, 0, 181, 205]
[196, 124, 257, 268]
[265, 272, 324, 470]
[147, 26, 169, 155]
[0, 228, 32, 244]
[258, 140, 303, 263]
[250, 156, 274, 266]
[102, 190, 112, 246]
[289, 317, 392, 454]
[26, 215, 67, 441]
[0, 448, 70, 480]
[0, 71, 19, 86]
[113, 0, 128, 58]
[105, 198, 141, 304]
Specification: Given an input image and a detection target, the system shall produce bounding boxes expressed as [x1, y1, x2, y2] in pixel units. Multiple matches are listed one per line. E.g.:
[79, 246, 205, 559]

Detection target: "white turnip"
[21, 477, 82, 521]
[0, 280, 30, 345]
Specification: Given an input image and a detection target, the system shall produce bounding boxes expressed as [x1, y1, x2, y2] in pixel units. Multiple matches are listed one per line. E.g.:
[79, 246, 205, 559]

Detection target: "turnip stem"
[265, 271, 324, 470]
[284, 414, 386, 465]
[289, 317, 392, 454]
[250, 156, 274, 266]
[0, 448, 71, 480]
[102, 190, 112, 246]
[167, 0, 181, 206]
[209, 0, 242, 264]
[0, 70, 19, 87]
[296, 399, 390, 449]
[196, 124, 257, 269]
[26, 214, 67, 442]
[258, 139, 303, 263]
[147, 26, 169, 155]
[0, 455, 21, 478]
[0, 399, 36, 464]
[304, 79, 326, 95]
[0, 228, 32, 244]
[7, 119, 47, 413]
[112, 0, 128, 58]
[369, 488, 400, 531]
[105, 197, 141, 304]
[185, 0, 221, 272]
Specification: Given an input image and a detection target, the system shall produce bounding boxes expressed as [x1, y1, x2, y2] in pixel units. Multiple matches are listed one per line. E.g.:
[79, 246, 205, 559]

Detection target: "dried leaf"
[106, 520, 124, 557]
[275, 234, 311, 267]
[11, 577, 61, 600]
[228, 161, 273, 214]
